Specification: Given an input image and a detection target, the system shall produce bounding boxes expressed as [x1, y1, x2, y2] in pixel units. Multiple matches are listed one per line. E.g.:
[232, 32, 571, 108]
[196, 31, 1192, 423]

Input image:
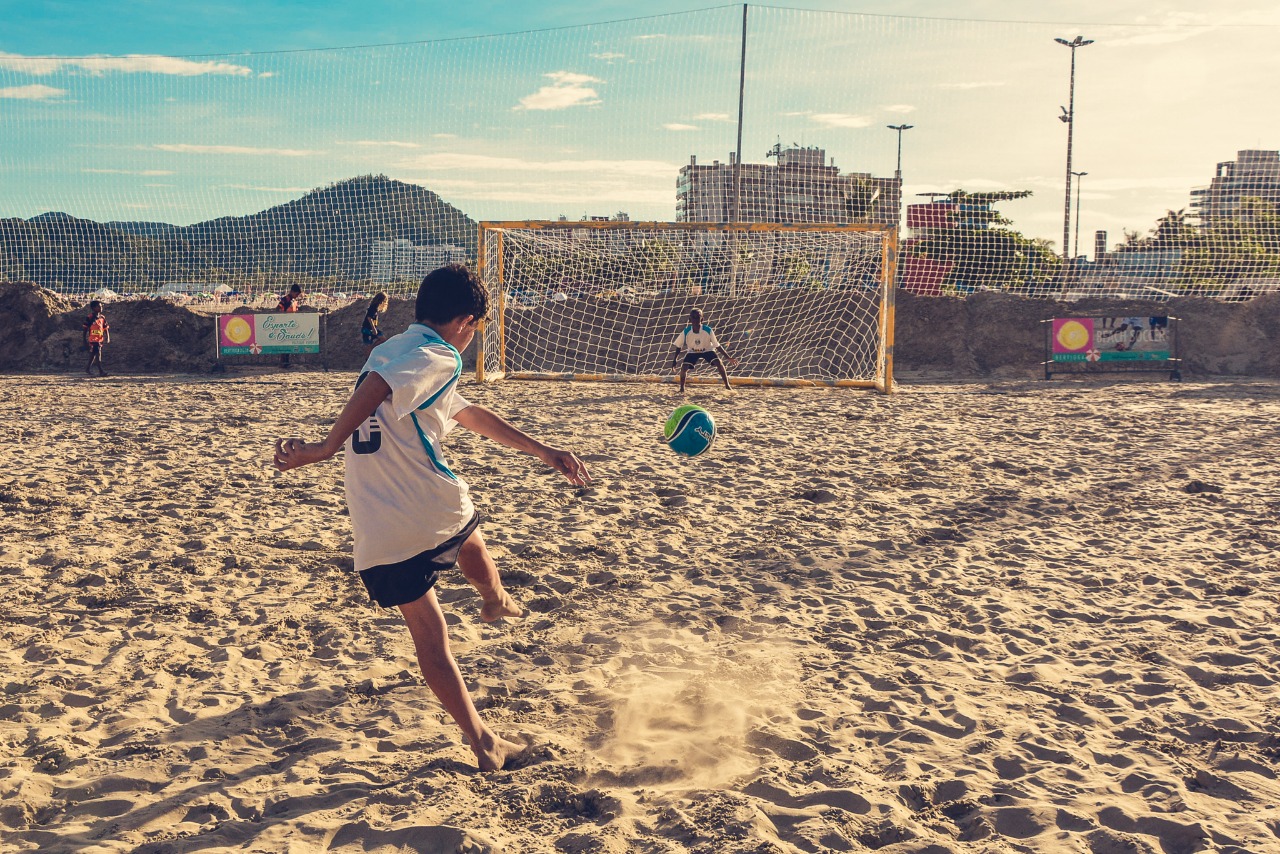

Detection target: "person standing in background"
[276, 284, 304, 368]
[82, 300, 110, 377]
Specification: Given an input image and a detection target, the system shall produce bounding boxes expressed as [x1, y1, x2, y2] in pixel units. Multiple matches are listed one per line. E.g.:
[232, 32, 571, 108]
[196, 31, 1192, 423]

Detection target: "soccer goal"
[476, 221, 898, 391]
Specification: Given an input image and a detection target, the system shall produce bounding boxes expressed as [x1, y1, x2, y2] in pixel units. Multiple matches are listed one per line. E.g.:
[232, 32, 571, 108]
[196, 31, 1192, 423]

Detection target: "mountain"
[0, 176, 477, 293]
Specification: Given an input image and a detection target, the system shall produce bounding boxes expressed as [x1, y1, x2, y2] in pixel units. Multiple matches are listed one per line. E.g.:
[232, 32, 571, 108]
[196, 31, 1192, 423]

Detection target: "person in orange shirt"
[276, 284, 303, 368]
[82, 300, 111, 377]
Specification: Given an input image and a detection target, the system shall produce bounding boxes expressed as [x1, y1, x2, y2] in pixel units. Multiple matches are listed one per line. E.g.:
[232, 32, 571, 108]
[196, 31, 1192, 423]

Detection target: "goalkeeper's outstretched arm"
[715, 344, 740, 368]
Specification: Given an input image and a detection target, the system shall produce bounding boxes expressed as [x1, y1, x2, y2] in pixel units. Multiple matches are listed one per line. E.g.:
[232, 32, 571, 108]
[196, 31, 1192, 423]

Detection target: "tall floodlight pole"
[1071, 170, 1087, 262]
[887, 124, 913, 181]
[1056, 35, 1093, 284]
[888, 124, 913, 226]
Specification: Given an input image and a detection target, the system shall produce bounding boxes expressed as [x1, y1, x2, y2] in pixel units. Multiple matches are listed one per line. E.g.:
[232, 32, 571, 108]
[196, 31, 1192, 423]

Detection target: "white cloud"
[152, 144, 322, 156]
[0, 83, 66, 100]
[810, 112, 875, 128]
[223, 184, 313, 193]
[338, 140, 420, 148]
[83, 168, 176, 175]
[883, 104, 915, 114]
[403, 152, 674, 179]
[591, 52, 625, 60]
[694, 113, 732, 122]
[258, 71, 276, 78]
[516, 71, 602, 111]
[432, 133, 457, 139]
[939, 81, 1006, 91]
[0, 51, 253, 77]
[401, 176, 673, 205]
[664, 123, 698, 131]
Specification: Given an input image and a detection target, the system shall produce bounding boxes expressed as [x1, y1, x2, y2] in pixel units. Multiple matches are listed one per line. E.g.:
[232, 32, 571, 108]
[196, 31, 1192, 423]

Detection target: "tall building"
[1190, 150, 1280, 225]
[675, 144, 900, 226]
[369, 239, 468, 285]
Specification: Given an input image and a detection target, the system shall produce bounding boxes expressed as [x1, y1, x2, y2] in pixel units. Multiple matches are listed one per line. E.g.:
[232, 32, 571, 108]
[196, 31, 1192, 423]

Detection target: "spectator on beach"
[276, 284, 304, 313]
[276, 285, 303, 368]
[82, 300, 110, 377]
[273, 263, 592, 772]
[362, 292, 390, 356]
[670, 307, 738, 393]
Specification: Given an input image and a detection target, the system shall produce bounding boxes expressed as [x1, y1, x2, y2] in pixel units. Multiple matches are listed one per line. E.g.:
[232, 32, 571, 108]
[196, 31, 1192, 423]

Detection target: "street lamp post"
[1071, 170, 1087, 264]
[887, 123, 913, 181]
[888, 124, 913, 226]
[1055, 35, 1093, 283]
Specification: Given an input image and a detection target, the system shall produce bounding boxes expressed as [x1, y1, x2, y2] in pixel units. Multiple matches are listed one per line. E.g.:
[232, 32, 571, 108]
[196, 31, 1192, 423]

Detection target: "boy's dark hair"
[88, 300, 103, 312]
[416, 264, 488, 326]
[370, 291, 388, 309]
[289, 284, 303, 295]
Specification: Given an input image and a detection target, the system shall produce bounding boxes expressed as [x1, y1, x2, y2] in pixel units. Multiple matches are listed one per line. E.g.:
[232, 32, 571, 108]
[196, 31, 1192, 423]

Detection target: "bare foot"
[472, 730, 530, 772]
[480, 589, 523, 622]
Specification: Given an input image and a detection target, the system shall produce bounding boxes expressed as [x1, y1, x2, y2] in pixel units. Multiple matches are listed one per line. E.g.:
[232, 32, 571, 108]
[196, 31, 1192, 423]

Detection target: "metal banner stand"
[1044, 315, 1181, 381]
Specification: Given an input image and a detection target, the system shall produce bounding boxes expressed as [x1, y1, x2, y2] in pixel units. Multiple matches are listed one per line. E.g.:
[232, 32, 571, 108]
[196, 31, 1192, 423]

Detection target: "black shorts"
[88, 343, 103, 355]
[683, 351, 719, 366]
[358, 513, 481, 608]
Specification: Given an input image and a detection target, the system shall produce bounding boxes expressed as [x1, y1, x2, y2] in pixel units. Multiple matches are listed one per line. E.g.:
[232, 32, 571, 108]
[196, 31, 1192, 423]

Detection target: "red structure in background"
[899, 253, 952, 296]
[906, 202, 958, 231]
[901, 200, 961, 294]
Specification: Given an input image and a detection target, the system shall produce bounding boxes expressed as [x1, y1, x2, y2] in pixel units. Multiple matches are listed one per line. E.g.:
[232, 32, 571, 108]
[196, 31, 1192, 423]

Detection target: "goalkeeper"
[670, 307, 739, 392]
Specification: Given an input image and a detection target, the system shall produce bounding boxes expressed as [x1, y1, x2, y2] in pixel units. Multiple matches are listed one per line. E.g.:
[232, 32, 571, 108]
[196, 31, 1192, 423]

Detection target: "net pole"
[730, 4, 748, 298]
[496, 230, 507, 375]
[475, 225, 489, 382]
[880, 228, 899, 392]
[732, 3, 747, 225]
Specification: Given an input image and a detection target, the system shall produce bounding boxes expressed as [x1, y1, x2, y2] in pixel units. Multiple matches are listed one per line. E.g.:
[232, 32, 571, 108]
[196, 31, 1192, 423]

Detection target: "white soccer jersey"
[673, 323, 719, 353]
[344, 323, 474, 571]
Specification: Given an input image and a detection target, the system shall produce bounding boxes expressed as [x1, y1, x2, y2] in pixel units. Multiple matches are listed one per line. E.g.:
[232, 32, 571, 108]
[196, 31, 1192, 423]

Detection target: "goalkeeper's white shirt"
[673, 323, 720, 353]
[345, 323, 475, 571]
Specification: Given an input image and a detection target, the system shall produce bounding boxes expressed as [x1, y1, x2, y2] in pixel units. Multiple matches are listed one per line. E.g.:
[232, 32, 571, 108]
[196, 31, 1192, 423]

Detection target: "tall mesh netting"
[3, 7, 1279, 304]
[478, 223, 893, 386]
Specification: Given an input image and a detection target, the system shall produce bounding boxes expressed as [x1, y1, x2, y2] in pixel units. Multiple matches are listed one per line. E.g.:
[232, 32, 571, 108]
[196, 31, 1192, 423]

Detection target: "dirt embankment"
[3, 281, 1277, 378]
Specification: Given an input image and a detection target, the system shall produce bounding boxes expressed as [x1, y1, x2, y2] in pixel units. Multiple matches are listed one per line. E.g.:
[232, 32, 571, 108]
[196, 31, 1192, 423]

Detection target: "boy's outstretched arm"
[274, 372, 391, 471]
[452, 405, 592, 486]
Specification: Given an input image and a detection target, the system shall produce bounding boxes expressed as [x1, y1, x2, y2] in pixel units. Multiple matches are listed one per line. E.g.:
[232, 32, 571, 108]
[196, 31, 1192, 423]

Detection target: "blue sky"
[3, 0, 1279, 253]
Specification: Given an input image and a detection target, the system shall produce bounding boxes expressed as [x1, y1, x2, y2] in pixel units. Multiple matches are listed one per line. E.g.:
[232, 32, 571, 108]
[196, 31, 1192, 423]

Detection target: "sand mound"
[4, 280, 1280, 378]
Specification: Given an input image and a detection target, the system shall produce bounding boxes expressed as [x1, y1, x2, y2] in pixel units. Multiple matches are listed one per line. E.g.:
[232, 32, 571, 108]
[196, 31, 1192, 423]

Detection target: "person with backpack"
[82, 299, 111, 377]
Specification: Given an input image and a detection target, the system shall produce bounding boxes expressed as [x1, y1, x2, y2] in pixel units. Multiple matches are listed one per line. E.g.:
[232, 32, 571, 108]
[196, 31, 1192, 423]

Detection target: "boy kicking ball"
[274, 263, 591, 772]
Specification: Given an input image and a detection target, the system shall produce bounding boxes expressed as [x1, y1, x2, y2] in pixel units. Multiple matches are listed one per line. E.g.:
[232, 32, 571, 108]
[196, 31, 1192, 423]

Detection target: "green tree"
[907, 189, 1060, 293]
[1177, 197, 1280, 288]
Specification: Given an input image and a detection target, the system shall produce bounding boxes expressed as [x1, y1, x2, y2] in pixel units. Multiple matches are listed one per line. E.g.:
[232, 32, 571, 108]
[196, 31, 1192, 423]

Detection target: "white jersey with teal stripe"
[673, 323, 719, 353]
[345, 322, 474, 571]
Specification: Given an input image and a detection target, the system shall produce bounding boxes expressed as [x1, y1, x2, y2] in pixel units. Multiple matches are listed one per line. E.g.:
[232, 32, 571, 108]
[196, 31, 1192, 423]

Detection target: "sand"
[1, 372, 1278, 853]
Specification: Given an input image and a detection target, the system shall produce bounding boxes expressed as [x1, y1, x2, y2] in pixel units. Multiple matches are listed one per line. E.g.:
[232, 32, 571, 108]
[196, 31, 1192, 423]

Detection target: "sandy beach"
[1, 372, 1278, 853]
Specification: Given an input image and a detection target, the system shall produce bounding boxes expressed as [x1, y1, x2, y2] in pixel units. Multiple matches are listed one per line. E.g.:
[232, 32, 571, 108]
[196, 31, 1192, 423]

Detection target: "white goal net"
[477, 221, 897, 390]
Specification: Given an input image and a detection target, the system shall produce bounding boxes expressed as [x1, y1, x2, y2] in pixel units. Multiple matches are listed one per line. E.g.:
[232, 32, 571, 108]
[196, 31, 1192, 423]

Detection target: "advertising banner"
[1051, 316, 1171, 363]
[218, 313, 320, 355]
